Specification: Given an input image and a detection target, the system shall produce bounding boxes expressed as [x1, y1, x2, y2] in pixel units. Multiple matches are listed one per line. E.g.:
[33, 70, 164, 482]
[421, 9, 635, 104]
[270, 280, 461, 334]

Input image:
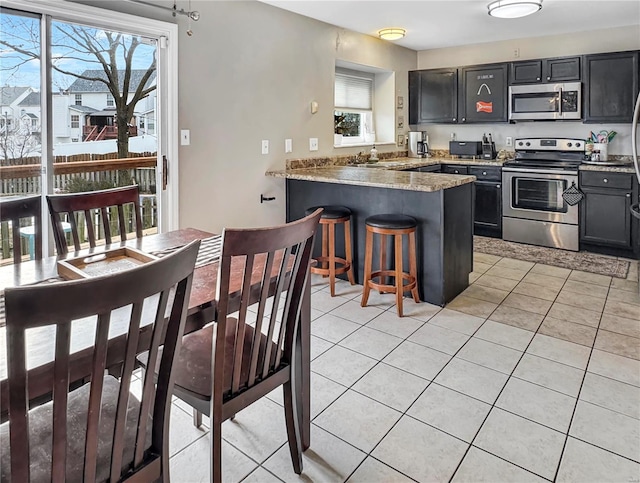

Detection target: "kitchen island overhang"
[267, 166, 476, 306]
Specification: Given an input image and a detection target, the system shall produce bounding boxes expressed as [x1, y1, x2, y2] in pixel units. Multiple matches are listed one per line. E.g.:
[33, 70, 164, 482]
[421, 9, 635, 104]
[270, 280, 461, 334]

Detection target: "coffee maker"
[408, 131, 429, 158]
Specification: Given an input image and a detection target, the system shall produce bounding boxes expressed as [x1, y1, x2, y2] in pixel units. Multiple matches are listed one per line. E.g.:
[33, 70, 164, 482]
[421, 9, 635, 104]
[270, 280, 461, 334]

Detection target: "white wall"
[416, 26, 640, 155]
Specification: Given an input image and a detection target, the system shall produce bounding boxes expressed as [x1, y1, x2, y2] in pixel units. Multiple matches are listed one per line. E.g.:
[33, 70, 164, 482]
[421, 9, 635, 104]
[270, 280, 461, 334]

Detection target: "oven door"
[502, 168, 579, 224]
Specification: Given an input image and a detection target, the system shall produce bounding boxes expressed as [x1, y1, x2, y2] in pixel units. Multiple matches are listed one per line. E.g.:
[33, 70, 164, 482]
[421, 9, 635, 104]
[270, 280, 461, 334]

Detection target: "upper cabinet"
[409, 68, 458, 124]
[583, 51, 639, 123]
[510, 56, 581, 84]
[458, 63, 509, 124]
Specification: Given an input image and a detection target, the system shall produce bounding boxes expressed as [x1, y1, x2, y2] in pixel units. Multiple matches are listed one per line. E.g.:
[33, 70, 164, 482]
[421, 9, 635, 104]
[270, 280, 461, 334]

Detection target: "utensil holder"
[592, 143, 608, 162]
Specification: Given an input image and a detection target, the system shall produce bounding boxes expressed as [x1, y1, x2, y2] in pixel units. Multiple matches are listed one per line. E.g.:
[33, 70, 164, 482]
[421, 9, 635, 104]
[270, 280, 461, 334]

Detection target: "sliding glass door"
[0, 1, 177, 262]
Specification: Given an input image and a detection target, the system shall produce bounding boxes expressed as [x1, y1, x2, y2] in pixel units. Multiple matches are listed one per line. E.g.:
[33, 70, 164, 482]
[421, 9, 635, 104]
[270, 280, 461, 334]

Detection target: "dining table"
[0, 227, 312, 450]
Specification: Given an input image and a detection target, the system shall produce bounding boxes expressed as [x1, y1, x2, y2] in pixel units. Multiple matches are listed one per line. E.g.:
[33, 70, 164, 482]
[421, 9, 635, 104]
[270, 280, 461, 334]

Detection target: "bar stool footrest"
[311, 256, 352, 277]
[368, 270, 417, 294]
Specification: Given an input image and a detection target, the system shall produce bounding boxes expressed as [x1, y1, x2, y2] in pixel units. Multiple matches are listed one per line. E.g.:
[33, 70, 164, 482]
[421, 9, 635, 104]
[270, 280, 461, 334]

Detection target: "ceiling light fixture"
[487, 0, 542, 18]
[378, 28, 406, 41]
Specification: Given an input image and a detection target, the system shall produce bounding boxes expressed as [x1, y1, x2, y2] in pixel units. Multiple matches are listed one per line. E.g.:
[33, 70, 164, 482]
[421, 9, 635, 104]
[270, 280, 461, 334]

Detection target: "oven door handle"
[558, 88, 563, 117]
[502, 167, 579, 176]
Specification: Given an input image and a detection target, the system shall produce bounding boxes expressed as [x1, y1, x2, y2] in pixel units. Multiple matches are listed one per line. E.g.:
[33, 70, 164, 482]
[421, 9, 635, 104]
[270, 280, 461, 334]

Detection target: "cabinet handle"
[536, 77, 541, 81]
[482, 171, 487, 175]
[454, 170, 459, 174]
[453, 118, 456, 121]
[547, 76, 551, 80]
[626, 193, 632, 198]
[462, 118, 466, 122]
[496, 184, 501, 188]
[603, 178, 608, 183]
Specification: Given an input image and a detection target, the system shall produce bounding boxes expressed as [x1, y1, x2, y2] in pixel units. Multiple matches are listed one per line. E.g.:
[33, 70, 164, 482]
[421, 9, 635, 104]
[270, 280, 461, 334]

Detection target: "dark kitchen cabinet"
[580, 172, 636, 250]
[402, 165, 441, 173]
[510, 56, 581, 84]
[409, 68, 458, 124]
[441, 164, 468, 175]
[469, 167, 502, 237]
[583, 50, 639, 123]
[458, 63, 509, 123]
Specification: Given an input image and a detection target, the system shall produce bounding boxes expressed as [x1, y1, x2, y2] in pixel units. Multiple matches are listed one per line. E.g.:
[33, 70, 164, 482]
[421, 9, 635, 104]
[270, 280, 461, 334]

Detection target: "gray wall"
[74, 0, 416, 232]
[415, 26, 640, 155]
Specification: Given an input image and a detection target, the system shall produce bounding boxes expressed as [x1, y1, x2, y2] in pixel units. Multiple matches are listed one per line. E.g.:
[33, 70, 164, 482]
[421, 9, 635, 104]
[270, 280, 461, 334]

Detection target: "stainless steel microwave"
[509, 82, 581, 121]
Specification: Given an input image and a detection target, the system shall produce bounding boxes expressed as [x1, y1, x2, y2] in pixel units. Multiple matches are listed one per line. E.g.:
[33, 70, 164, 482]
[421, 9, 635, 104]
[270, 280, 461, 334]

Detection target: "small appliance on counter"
[408, 131, 430, 158]
[449, 141, 482, 158]
[482, 133, 497, 160]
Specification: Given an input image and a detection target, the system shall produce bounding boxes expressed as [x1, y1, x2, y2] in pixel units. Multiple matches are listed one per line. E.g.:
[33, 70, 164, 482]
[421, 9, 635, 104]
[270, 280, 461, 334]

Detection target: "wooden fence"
[0, 153, 159, 262]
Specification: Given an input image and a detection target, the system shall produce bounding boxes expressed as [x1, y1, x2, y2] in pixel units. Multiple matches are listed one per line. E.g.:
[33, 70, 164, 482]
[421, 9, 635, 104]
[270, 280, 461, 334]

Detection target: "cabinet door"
[580, 187, 633, 248]
[510, 60, 542, 84]
[459, 64, 508, 123]
[584, 51, 639, 123]
[441, 165, 468, 175]
[475, 180, 502, 235]
[409, 69, 458, 124]
[544, 57, 581, 82]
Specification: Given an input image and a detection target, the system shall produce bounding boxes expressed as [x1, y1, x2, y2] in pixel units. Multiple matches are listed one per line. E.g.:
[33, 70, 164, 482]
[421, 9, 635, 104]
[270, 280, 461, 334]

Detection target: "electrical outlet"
[506, 136, 513, 147]
[309, 138, 318, 151]
[261, 140, 269, 155]
[285, 138, 292, 153]
[513, 48, 520, 58]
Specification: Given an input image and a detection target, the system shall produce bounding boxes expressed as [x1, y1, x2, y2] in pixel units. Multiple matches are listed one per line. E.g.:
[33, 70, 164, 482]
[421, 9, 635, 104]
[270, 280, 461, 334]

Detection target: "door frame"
[2, 0, 180, 234]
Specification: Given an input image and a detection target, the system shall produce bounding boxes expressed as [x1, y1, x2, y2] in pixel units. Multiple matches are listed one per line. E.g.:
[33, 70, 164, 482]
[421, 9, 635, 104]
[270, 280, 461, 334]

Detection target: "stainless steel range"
[502, 138, 585, 251]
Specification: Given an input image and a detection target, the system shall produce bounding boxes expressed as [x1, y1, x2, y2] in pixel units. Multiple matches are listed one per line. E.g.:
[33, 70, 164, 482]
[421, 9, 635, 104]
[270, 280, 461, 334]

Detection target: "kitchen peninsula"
[267, 162, 476, 306]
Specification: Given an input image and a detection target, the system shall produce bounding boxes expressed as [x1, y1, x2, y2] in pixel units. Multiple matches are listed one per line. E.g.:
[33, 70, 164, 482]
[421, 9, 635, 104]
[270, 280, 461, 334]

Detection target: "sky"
[0, 11, 156, 92]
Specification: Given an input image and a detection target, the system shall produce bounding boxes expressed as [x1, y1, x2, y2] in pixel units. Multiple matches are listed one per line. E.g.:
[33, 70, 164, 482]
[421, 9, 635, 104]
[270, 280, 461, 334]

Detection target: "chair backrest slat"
[51, 322, 71, 482]
[3, 240, 199, 482]
[213, 210, 321, 402]
[46, 186, 142, 255]
[0, 195, 42, 264]
[83, 312, 112, 482]
[110, 300, 143, 481]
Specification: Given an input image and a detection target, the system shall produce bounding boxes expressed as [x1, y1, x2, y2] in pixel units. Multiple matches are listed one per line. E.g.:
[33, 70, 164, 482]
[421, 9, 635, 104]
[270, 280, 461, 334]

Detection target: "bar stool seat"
[361, 214, 420, 317]
[305, 205, 355, 296]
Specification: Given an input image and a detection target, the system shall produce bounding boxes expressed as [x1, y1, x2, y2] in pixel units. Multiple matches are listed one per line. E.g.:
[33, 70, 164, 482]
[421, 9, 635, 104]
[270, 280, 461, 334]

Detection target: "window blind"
[335, 69, 373, 110]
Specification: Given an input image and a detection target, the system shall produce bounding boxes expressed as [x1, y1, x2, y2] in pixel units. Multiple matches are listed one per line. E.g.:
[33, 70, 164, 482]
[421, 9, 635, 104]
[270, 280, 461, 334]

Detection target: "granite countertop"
[579, 163, 636, 174]
[358, 156, 506, 169]
[266, 166, 476, 192]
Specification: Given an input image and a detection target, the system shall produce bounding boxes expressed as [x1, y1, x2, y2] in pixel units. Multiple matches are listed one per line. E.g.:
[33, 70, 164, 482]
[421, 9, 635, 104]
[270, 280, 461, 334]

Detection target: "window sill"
[333, 141, 396, 149]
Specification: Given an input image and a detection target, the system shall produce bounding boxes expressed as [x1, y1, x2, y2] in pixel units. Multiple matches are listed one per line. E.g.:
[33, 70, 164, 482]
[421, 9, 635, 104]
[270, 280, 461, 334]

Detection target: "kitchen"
[3, 0, 639, 481]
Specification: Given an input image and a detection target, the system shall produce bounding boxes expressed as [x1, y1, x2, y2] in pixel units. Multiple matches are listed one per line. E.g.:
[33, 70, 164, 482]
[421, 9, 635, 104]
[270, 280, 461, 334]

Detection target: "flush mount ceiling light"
[378, 28, 406, 41]
[487, 0, 542, 18]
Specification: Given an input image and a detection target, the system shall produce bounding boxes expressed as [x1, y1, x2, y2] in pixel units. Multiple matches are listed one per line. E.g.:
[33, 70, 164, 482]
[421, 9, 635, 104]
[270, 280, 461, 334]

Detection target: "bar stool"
[361, 214, 420, 317]
[305, 205, 355, 296]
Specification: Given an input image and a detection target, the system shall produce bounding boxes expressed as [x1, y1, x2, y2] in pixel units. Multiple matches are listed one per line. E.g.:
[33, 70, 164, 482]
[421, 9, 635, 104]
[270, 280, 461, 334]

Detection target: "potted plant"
[334, 114, 346, 146]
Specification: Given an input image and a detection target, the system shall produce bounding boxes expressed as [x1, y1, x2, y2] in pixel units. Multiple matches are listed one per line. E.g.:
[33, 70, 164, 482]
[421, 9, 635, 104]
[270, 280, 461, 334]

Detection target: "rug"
[474, 236, 631, 279]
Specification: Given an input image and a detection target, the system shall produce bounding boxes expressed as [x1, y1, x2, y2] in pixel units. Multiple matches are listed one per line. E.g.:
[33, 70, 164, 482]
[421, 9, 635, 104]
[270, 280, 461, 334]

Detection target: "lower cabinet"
[580, 171, 637, 252]
[474, 180, 502, 237]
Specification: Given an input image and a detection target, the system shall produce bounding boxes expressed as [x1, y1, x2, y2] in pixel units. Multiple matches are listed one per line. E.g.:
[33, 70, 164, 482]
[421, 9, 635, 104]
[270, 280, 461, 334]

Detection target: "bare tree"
[0, 15, 156, 158]
[0, 118, 40, 163]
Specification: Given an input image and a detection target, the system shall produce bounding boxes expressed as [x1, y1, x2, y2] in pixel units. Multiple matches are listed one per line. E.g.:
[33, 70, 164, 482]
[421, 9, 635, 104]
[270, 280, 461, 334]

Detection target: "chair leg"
[193, 409, 202, 428]
[211, 419, 223, 483]
[379, 234, 387, 290]
[321, 224, 328, 276]
[395, 234, 404, 317]
[361, 229, 374, 307]
[409, 230, 420, 303]
[328, 221, 336, 296]
[344, 219, 355, 285]
[283, 380, 303, 474]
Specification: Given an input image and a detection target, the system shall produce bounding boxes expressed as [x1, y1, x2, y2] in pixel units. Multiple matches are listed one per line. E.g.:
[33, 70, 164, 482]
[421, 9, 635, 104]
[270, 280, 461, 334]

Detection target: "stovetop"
[504, 137, 586, 171]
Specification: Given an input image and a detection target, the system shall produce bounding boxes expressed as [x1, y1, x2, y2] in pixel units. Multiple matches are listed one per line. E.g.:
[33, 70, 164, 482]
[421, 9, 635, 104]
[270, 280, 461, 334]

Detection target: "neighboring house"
[0, 86, 35, 133]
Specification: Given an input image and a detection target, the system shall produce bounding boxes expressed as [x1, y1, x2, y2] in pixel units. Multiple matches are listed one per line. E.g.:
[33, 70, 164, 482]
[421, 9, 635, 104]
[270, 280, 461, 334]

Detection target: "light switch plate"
[285, 138, 293, 153]
[180, 129, 190, 146]
[309, 138, 318, 151]
[261, 140, 269, 155]
[506, 136, 513, 147]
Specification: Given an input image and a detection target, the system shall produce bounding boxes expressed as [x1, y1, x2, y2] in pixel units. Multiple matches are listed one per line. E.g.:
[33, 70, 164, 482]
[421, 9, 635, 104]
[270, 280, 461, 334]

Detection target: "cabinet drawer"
[469, 166, 501, 181]
[580, 172, 633, 190]
[442, 165, 468, 175]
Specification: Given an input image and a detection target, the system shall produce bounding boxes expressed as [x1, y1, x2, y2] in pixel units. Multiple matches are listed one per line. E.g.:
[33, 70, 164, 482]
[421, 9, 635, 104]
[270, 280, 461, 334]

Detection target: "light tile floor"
[167, 253, 640, 482]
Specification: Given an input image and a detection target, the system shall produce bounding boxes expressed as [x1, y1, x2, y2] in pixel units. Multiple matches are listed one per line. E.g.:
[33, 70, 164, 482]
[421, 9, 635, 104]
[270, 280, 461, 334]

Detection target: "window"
[334, 68, 374, 146]
[106, 95, 114, 107]
[74, 94, 82, 106]
[139, 117, 145, 129]
[31, 118, 37, 128]
[71, 114, 79, 128]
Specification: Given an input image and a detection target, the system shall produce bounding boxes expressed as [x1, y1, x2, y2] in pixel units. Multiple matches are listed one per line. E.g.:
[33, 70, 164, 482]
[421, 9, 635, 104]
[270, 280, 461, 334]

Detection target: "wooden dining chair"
[143, 209, 322, 482]
[0, 240, 200, 482]
[0, 195, 42, 264]
[46, 185, 143, 255]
